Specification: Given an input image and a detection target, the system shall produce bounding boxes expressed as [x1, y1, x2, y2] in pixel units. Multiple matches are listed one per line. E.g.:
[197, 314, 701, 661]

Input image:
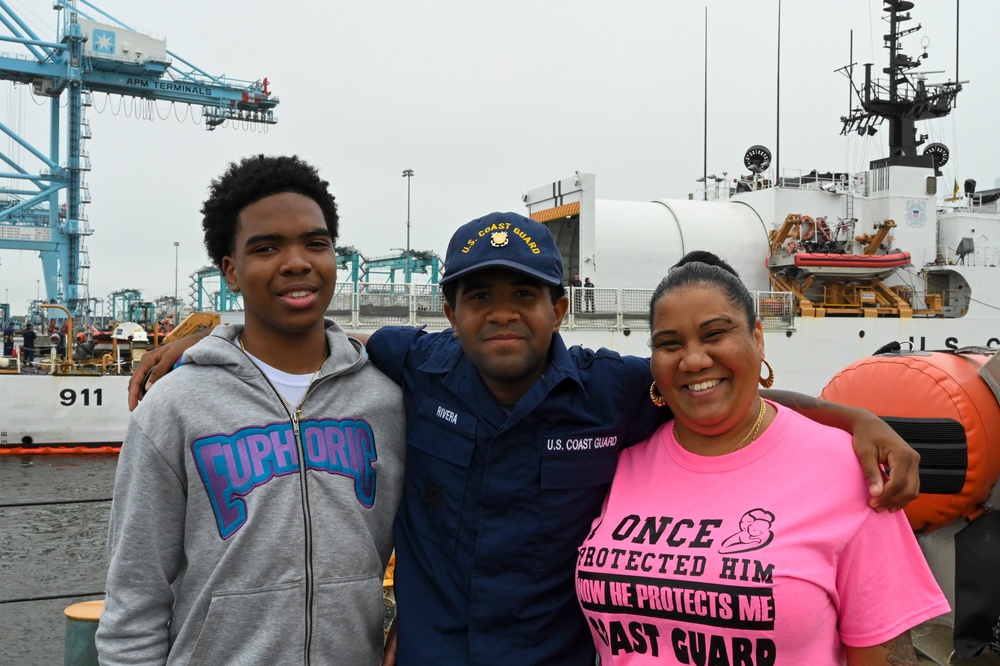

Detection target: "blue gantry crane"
[0, 0, 278, 316]
[364, 250, 441, 285]
[188, 247, 443, 315]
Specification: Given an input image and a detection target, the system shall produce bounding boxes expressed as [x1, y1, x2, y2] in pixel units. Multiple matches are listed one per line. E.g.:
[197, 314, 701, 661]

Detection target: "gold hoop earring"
[649, 382, 668, 407]
[759, 359, 775, 389]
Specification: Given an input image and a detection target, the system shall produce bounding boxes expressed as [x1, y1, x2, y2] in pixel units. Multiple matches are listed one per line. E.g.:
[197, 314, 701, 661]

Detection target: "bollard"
[64, 600, 103, 666]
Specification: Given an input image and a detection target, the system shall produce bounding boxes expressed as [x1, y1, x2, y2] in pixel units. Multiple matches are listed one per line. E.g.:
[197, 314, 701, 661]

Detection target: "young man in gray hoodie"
[97, 155, 405, 665]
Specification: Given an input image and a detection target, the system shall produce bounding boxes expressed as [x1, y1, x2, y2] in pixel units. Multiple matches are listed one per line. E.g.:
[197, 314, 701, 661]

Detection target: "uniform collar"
[418, 330, 588, 410]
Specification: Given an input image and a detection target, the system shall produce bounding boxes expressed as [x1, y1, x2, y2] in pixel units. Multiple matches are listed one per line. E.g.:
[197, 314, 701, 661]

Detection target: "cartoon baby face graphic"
[719, 508, 775, 554]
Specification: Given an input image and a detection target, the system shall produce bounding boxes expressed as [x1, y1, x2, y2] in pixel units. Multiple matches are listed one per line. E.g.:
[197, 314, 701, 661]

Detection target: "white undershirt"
[241, 347, 313, 406]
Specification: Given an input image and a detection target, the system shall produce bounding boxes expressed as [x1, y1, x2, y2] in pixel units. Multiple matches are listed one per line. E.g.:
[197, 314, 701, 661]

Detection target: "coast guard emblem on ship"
[491, 231, 509, 248]
[905, 199, 927, 228]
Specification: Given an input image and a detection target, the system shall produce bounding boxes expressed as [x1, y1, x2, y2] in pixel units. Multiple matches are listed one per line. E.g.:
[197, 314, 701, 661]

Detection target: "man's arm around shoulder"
[763, 389, 920, 511]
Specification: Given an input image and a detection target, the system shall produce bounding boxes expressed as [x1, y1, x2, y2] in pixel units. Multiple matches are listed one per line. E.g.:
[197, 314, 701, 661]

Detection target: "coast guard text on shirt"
[430, 399, 620, 452]
[578, 508, 779, 664]
[546, 435, 619, 451]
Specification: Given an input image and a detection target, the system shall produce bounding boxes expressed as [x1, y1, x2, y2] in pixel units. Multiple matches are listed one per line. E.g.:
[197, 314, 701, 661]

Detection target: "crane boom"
[0, 0, 279, 317]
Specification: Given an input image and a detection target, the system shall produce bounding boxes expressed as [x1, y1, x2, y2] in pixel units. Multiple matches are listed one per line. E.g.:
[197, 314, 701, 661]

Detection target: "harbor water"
[0, 454, 116, 666]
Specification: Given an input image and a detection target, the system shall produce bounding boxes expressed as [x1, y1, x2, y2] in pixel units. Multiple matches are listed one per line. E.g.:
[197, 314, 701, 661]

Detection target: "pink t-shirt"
[575, 403, 948, 665]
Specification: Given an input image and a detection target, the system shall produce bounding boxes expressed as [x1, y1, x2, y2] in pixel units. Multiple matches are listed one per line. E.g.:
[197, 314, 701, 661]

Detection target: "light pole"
[174, 241, 180, 324]
[402, 169, 414, 285]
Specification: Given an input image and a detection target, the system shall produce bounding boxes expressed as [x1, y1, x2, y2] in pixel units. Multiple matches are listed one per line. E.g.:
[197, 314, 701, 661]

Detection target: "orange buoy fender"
[821, 351, 1000, 534]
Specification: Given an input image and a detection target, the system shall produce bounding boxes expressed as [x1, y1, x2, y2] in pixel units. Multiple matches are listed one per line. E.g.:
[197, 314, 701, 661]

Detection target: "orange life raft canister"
[821, 350, 1000, 534]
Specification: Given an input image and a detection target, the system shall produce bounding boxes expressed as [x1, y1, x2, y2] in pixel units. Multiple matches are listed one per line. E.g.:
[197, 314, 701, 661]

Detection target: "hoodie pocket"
[187, 581, 302, 665]
[185, 575, 385, 665]
[312, 573, 385, 664]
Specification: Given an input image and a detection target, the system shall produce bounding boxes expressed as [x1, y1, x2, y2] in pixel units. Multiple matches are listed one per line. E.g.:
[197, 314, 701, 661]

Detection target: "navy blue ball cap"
[440, 212, 564, 286]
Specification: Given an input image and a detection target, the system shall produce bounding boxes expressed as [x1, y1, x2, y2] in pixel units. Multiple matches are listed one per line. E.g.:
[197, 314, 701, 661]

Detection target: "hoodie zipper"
[290, 406, 315, 666]
[237, 341, 325, 666]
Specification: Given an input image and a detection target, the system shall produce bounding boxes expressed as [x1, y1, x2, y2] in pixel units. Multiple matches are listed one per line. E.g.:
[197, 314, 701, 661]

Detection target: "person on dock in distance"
[2, 321, 13, 357]
[569, 272, 583, 313]
[21, 322, 35, 365]
[54, 329, 66, 359]
[583, 276, 595, 312]
[97, 155, 405, 665]
[128, 212, 921, 666]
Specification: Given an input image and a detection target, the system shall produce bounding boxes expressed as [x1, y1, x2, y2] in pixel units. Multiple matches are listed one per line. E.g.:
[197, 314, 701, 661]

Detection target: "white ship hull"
[0, 373, 131, 448]
[6, 309, 994, 448]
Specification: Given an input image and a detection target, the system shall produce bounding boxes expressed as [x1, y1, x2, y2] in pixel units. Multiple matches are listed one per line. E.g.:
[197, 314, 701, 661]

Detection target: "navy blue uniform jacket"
[368, 327, 664, 665]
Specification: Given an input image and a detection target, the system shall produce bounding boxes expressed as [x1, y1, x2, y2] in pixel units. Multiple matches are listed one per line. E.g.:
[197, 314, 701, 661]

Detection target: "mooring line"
[0, 497, 112, 508]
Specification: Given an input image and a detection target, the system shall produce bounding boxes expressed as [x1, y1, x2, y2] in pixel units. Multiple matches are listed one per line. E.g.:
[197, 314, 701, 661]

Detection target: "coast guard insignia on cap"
[490, 231, 509, 248]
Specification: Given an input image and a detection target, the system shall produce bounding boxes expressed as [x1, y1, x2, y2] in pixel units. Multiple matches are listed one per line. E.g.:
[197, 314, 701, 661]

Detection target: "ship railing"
[929, 244, 1000, 268]
[325, 284, 797, 333]
[734, 171, 776, 194]
[777, 168, 851, 194]
[961, 193, 1000, 215]
[330, 282, 450, 329]
[565, 287, 648, 330]
[754, 291, 796, 330]
[940, 193, 1000, 216]
[563, 289, 795, 332]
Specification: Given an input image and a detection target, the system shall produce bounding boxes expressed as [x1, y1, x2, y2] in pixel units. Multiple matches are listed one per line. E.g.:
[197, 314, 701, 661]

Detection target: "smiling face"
[444, 267, 569, 404]
[222, 191, 335, 364]
[650, 284, 765, 442]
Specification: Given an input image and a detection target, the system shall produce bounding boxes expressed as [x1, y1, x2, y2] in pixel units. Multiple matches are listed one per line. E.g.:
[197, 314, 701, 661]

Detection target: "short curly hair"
[201, 154, 339, 268]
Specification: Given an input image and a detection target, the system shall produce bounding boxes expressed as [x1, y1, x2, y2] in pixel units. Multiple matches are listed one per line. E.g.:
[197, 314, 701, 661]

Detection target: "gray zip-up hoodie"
[97, 321, 405, 665]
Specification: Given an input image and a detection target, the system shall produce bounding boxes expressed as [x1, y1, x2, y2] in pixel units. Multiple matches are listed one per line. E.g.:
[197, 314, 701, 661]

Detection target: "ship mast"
[839, 0, 961, 169]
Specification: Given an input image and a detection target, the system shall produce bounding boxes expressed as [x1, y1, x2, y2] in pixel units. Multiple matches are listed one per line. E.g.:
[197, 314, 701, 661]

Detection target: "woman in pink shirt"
[575, 251, 948, 665]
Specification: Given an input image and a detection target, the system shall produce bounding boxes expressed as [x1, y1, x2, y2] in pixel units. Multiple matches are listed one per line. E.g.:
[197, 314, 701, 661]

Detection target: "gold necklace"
[673, 397, 768, 454]
[237, 336, 327, 416]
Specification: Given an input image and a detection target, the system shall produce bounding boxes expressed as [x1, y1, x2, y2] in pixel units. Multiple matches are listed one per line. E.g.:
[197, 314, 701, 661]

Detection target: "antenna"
[702, 6, 708, 202]
[775, 0, 781, 182]
[955, 0, 960, 106]
[848, 30, 853, 128]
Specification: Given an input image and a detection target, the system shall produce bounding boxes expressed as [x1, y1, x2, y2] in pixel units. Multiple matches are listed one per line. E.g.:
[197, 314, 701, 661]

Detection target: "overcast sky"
[2, 0, 997, 313]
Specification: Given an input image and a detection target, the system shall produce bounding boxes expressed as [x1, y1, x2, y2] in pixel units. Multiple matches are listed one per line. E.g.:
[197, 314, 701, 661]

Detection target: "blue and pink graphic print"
[192, 418, 377, 538]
